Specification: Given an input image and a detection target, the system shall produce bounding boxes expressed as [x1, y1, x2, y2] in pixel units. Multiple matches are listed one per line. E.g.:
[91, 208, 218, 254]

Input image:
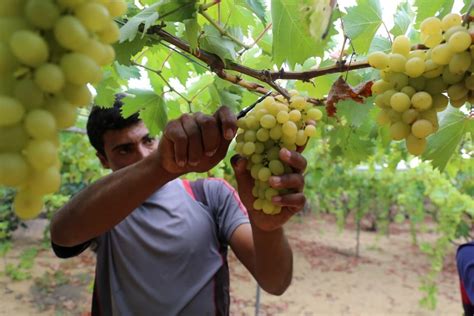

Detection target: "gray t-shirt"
[53, 178, 249, 316]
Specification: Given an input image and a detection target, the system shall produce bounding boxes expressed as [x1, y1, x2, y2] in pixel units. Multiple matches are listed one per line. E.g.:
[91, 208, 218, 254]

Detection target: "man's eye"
[144, 137, 156, 144]
[118, 147, 130, 154]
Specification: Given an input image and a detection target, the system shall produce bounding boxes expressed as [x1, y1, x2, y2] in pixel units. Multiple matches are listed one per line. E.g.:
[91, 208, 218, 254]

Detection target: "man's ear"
[97, 152, 111, 169]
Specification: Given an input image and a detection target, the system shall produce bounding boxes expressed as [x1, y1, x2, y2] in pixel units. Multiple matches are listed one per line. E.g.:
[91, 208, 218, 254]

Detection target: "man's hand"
[231, 148, 307, 232]
[157, 106, 237, 175]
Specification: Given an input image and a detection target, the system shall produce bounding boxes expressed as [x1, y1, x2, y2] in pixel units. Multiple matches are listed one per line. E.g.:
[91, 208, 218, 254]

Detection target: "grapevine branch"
[144, 25, 371, 105]
[130, 61, 193, 110]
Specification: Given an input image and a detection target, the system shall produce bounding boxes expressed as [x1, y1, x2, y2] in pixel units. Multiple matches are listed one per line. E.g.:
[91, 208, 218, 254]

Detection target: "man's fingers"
[269, 174, 304, 192]
[272, 193, 306, 209]
[215, 106, 237, 141]
[164, 119, 188, 167]
[279, 148, 307, 173]
[181, 114, 203, 166]
[195, 112, 220, 157]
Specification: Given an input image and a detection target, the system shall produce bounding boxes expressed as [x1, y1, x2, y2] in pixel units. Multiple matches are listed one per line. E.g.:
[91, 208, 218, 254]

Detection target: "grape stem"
[463, 1, 474, 25]
[144, 25, 366, 104]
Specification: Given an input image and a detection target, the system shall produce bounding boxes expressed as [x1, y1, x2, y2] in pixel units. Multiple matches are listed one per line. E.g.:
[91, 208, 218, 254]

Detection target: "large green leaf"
[236, 0, 267, 25]
[184, 18, 200, 53]
[423, 108, 471, 171]
[122, 90, 168, 136]
[114, 36, 150, 66]
[199, 25, 240, 63]
[390, 2, 415, 37]
[414, 0, 454, 27]
[343, 0, 382, 54]
[120, 3, 160, 42]
[271, 0, 323, 67]
[337, 98, 374, 128]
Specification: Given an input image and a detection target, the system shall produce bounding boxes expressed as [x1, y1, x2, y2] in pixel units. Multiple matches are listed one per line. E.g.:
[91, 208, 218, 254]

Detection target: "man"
[457, 242, 474, 315]
[50, 95, 308, 315]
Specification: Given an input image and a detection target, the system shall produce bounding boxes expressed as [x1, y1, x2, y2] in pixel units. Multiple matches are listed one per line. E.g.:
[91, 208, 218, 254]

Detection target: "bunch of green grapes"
[0, 0, 126, 220]
[235, 91, 322, 215]
[367, 13, 472, 156]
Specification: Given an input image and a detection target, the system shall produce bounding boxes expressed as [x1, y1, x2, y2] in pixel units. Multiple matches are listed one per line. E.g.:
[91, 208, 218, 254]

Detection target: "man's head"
[87, 94, 158, 171]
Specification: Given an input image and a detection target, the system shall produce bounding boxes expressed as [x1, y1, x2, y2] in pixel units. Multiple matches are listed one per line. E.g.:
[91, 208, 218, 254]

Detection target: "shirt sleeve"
[457, 242, 474, 302]
[204, 178, 249, 243]
[51, 240, 92, 259]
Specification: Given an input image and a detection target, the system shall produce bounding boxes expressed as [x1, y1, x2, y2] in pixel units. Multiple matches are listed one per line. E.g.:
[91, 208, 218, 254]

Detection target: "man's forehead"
[103, 121, 150, 147]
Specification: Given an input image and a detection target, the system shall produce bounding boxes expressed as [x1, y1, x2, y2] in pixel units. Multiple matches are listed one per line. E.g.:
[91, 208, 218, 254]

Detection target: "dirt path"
[0, 214, 462, 315]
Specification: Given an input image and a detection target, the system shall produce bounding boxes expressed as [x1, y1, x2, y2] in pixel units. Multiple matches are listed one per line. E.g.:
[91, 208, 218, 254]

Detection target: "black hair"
[86, 93, 141, 156]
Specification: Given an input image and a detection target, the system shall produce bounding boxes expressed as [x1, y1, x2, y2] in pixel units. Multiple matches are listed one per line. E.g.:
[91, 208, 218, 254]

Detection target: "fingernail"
[225, 129, 235, 140]
[281, 148, 291, 160]
[178, 160, 186, 167]
[272, 196, 282, 203]
[206, 149, 217, 157]
[270, 176, 281, 186]
[189, 161, 199, 166]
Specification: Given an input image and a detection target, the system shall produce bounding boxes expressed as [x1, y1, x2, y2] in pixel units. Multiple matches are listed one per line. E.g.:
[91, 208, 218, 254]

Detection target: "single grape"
[282, 121, 297, 137]
[24, 109, 57, 140]
[368, 51, 389, 69]
[25, 0, 60, 30]
[420, 17, 442, 35]
[412, 119, 434, 138]
[54, 16, 89, 51]
[0, 153, 29, 187]
[306, 108, 323, 121]
[260, 114, 277, 129]
[405, 57, 425, 78]
[288, 110, 302, 122]
[34, 63, 65, 93]
[411, 92, 432, 110]
[390, 92, 411, 112]
[390, 122, 411, 140]
[242, 142, 256, 155]
[441, 13, 462, 31]
[448, 31, 471, 53]
[13, 190, 44, 220]
[258, 167, 272, 182]
[0, 96, 24, 126]
[24, 139, 58, 170]
[75, 2, 110, 32]
[392, 35, 411, 56]
[61, 53, 100, 85]
[9, 30, 49, 67]
[406, 134, 427, 156]
[0, 124, 28, 152]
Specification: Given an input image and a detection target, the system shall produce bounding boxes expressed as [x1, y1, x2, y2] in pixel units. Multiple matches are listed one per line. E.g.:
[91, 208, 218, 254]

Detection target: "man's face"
[98, 121, 158, 171]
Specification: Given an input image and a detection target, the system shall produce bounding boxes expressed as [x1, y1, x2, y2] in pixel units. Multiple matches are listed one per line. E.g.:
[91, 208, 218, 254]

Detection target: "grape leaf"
[422, 108, 471, 171]
[337, 98, 374, 128]
[114, 36, 150, 66]
[236, 0, 267, 25]
[368, 35, 392, 54]
[120, 3, 160, 42]
[326, 76, 374, 117]
[184, 18, 200, 53]
[113, 63, 140, 80]
[342, 0, 382, 54]
[271, 0, 324, 67]
[94, 69, 122, 108]
[199, 25, 240, 63]
[307, 0, 336, 41]
[154, 0, 198, 22]
[122, 89, 168, 136]
[414, 0, 454, 27]
[390, 1, 414, 37]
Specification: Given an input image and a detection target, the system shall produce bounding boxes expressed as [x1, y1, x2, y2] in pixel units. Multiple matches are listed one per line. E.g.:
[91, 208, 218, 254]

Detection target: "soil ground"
[0, 213, 462, 316]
